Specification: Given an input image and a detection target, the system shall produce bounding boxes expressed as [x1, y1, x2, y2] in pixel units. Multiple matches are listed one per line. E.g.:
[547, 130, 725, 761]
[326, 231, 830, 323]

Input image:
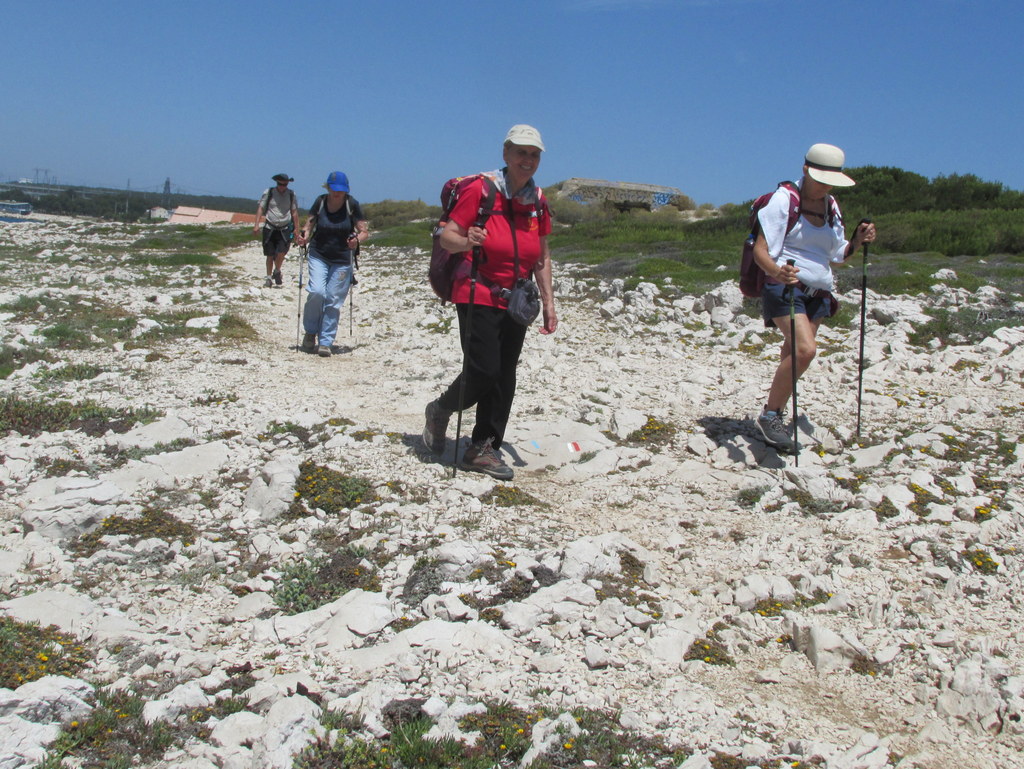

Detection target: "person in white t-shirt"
[751, 143, 876, 453]
[254, 173, 300, 288]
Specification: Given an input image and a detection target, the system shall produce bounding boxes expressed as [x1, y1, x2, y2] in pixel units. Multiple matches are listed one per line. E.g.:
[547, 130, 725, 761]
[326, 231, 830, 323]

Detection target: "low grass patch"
[129, 252, 221, 267]
[365, 221, 436, 249]
[0, 344, 53, 378]
[964, 547, 999, 574]
[622, 416, 677, 450]
[129, 309, 255, 344]
[735, 485, 769, 508]
[103, 437, 199, 466]
[132, 224, 251, 254]
[38, 690, 177, 769]
[481, 485, 547, 508]
[906, 305, 1019, 347]
[274, 548, 382, 614]
[296, 700, 690, 769]
[289, 460, 375, 517]
[37, 362, 108, 382]
[70, 506, 198, 557]
[0, 616, 92, 688]
[0, 394, 162, 437]
[2, 294, 137, 350]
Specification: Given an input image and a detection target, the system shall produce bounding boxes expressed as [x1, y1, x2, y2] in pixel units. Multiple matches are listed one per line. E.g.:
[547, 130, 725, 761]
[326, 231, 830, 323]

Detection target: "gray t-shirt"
[259, 188, 296, 228]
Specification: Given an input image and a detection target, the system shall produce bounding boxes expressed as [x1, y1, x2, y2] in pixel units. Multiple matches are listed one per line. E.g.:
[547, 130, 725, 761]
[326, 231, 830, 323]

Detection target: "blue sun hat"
[324, 171, 350, 192]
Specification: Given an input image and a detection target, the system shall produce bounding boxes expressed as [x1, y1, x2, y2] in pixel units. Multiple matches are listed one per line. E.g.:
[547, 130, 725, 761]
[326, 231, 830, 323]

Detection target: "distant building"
[0, 201, 32, 216]
[167, 206, 254, 225]
[148, 206, 170, 220]
[558, 178, 690, 211]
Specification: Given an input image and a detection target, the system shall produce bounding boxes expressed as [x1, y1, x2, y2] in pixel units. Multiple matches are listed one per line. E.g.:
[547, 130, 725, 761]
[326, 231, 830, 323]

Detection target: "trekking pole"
[855, 218, 873, 440]
[350, 236, 360, 341]
[786, 258, 799, 466]
[296, 246, 307, 350]
[452, 246, 480, 478]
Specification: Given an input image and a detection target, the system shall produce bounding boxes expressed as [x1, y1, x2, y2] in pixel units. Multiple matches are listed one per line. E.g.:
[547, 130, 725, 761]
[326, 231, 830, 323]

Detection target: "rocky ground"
[0, 215, 1022, 769]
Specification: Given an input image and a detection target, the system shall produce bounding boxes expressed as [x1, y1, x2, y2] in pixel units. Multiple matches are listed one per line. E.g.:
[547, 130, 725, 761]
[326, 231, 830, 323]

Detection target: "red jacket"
[448, 178, 551, 308]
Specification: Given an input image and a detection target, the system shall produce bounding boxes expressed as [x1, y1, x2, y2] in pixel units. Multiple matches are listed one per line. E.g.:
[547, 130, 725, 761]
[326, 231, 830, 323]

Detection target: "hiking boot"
[422, 400, 452, 455]
[263, 275, 273, 288]
[317, 345, 332, 357]
[757, 409, 795, 453]
[301, 333, 316, 351]
[273, 269, 283, 286]
[460, 438, 514, 481]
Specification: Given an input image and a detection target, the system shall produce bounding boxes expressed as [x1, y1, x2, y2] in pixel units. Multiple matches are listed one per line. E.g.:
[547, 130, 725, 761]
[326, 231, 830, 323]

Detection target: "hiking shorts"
[762, 282, 833, 328]
[262, 225, 292, 257]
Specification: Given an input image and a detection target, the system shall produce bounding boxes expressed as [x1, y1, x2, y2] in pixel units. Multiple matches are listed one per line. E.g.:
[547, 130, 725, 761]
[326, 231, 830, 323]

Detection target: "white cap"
[804, 143, 855, 187]
[504, 124, 545, 151]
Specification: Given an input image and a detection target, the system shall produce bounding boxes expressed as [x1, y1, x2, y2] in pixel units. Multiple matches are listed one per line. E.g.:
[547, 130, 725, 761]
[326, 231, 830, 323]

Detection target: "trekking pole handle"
[858, 218, 873, 246]
[858, 219, 872, 261]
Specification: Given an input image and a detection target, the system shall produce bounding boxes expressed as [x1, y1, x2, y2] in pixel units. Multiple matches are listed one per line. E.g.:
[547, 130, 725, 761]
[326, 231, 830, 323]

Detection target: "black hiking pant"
[438, 303, 528, 449]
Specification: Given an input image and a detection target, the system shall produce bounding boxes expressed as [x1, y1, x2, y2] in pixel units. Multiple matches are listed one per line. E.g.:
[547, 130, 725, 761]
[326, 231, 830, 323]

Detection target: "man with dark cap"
[254, 173, 300, 287]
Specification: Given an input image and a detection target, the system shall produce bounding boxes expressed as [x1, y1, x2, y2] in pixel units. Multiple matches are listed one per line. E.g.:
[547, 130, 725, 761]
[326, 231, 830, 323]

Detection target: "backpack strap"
[468, 176, 499, 276]
[307, 194, 326, 241]
[778, 181, 802, 234]
[474, 176, 498, 229]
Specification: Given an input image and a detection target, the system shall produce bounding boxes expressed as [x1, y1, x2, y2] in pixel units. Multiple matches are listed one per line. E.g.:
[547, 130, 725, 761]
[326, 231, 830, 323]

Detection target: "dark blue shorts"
[762, 283, 834, 328]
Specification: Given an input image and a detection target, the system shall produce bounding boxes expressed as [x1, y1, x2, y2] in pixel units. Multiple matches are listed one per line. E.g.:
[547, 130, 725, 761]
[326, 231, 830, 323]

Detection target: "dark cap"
[272, 173, 294, 183]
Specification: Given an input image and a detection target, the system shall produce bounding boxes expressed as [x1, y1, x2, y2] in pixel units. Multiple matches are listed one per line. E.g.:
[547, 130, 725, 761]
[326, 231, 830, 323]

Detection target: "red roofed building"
[168, 206, 255, 225]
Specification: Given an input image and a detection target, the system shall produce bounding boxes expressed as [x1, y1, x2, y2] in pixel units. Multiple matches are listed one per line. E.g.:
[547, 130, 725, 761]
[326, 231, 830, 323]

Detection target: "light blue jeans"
[303, 252, 353, 347]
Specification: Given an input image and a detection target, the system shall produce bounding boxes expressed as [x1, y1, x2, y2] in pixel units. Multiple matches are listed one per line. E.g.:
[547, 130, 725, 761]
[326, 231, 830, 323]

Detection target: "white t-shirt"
[757, 181, 849, 291]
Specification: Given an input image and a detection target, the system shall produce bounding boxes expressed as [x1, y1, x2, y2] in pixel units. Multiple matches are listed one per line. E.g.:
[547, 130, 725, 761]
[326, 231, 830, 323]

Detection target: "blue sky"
[3, 0, 1021, 209]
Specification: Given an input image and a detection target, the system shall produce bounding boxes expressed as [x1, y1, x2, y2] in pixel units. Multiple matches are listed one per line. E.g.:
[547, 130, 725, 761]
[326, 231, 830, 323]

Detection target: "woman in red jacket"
[423, 124, 558, 480]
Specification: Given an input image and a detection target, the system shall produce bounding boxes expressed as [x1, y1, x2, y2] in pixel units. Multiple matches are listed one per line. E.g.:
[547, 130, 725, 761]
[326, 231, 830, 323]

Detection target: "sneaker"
[422, 400, 452, 455]
[301, 333, 316, 351]
[460, 438, 514, 480]
[757, 409, 795, 453]
[273, 269, 283, 286]
[317, 345, 332, 357]
[263, 275, 273, 288]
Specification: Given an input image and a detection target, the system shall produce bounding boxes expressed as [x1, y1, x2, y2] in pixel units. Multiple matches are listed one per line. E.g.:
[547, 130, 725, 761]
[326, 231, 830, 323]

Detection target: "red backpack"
[739, 181, 837, 298]
[428, 174, 499, 303]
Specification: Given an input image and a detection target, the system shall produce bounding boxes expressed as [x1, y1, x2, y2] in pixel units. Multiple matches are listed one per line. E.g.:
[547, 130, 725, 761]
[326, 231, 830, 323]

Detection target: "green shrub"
[361, 198, 439, 230]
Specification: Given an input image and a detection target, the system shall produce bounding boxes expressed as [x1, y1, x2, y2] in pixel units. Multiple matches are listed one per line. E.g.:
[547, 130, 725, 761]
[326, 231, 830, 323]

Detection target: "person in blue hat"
[296, 171, 369, 357]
